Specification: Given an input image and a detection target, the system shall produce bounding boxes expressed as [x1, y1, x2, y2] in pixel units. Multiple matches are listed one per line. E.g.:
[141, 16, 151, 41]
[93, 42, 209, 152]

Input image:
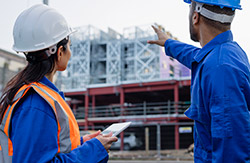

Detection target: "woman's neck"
[45, 69, 56, 82]
[45, 74, 53, 82]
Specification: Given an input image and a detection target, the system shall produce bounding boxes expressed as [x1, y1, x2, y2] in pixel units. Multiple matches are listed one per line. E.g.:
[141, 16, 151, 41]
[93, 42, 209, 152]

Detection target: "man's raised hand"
[147, 25, 171, 47]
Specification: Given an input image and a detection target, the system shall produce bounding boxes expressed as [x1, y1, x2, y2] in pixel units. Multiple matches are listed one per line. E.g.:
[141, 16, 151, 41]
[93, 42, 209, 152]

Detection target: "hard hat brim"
[183, 0, 242, 10]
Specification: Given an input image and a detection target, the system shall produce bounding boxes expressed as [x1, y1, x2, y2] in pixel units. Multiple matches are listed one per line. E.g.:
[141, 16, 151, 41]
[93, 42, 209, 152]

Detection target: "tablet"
[101, 122, 131, 137]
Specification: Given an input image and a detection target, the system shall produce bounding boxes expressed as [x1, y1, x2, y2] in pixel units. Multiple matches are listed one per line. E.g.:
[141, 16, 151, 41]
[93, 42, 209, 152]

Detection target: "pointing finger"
[152, 25, 162, 34]
[151, 25, 156, 32]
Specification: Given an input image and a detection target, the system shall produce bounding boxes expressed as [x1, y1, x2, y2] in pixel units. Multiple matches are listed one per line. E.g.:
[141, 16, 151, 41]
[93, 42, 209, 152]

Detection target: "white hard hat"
[13, 4, 74, 53]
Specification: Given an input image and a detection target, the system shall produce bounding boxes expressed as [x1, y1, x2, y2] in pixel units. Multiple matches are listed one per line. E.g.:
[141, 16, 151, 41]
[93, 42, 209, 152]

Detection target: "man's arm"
[164, 39, 199, 69]
[148, 25, 200, 69]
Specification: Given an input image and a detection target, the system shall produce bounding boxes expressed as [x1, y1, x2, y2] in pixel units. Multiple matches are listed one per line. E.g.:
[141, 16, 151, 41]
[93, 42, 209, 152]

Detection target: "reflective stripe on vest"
[0, 82, 80, 162]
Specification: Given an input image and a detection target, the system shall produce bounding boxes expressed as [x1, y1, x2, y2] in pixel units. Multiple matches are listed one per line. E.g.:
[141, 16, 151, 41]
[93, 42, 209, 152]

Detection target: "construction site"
[55, 24, 193, 152]
[2, 0, 250, 162]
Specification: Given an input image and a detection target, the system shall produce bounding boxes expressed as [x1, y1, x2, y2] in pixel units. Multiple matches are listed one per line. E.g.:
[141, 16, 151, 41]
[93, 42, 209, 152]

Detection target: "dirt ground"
[109, 149, 194, 161]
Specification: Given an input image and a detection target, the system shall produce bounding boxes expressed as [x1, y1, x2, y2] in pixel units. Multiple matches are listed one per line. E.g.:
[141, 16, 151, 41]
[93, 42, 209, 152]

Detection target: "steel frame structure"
[55, 24, 192, 150]
[56, 24, 190, 91]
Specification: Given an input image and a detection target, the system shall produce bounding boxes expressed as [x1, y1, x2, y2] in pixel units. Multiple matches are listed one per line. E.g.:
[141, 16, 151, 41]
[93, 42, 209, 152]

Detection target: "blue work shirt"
[164, 30, 250, 162]
[10, 76, 108, 163]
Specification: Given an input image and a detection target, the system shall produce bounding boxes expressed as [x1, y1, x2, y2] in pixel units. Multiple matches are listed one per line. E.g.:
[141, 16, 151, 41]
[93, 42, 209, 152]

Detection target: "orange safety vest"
[0, 82, 80, 163]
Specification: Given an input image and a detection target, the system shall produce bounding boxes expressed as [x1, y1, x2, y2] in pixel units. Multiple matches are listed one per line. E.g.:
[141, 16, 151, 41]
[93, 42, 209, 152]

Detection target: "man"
[148, 0, 250, 162]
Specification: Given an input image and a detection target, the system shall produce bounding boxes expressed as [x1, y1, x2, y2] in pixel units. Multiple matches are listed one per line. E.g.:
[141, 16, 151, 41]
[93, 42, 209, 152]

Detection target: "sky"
[1, 0, 250, 59]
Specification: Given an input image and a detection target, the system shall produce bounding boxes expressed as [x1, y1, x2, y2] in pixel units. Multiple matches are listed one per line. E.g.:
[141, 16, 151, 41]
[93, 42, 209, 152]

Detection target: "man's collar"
[193, 30, 233, 63]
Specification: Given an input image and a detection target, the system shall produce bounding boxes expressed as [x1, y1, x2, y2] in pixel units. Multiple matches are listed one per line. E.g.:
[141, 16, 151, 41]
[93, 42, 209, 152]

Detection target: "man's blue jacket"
[10, 77, 108, 163]
[164, 30, 250, 162]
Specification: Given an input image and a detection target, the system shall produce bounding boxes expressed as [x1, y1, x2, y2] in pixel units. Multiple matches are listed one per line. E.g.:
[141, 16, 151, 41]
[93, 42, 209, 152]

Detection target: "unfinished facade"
[55, 24, 192, 150]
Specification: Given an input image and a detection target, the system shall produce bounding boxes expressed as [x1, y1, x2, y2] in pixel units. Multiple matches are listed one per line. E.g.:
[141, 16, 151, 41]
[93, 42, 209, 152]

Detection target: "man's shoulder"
[206, 42, 247, 64]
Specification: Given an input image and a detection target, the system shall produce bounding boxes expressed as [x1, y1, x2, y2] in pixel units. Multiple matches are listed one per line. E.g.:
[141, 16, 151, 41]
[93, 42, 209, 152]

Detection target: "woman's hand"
[82, 130, 101, 142]
[147, 25, 171, 47]
[96, 132, 118, 153]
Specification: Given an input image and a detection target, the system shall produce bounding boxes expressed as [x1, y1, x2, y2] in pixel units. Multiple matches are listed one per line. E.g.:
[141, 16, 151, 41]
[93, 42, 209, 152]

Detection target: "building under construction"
[0, 48, 26, 95]
[55, 24, 193, 150]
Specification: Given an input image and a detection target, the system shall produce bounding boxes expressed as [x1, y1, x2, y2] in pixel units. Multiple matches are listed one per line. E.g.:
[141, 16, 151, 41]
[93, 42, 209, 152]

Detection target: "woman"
[0, 4, 117, 163]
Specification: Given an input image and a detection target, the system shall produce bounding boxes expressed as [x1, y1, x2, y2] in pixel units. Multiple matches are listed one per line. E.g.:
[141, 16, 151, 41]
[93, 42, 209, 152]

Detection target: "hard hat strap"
[45, 45, 57, 57]
[195, 2, 235, 23]
[24, 45, 57, 64]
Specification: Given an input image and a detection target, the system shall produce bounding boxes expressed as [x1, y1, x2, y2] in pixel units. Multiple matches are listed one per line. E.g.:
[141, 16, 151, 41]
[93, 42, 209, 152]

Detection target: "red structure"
[65, 79, 192, 150]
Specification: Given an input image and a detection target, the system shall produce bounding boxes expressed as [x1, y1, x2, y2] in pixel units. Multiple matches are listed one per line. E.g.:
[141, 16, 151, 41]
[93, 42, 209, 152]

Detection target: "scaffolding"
[55, 25, 193, 151]
[122, 25, 161, 82]
[55, 24, 190, 91]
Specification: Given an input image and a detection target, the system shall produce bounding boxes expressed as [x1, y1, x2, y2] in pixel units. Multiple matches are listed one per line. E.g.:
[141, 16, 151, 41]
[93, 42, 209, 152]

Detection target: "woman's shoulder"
[13, 88, 56, 120]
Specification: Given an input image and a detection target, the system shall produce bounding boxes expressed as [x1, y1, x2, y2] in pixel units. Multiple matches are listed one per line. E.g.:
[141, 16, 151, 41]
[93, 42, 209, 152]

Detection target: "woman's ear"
[56, 46, 64, 61]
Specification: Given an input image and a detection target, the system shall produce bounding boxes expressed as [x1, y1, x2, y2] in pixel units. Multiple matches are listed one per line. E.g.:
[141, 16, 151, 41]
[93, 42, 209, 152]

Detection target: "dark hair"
[0, 37, 69, 122]
[201, 4, 235, 31]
